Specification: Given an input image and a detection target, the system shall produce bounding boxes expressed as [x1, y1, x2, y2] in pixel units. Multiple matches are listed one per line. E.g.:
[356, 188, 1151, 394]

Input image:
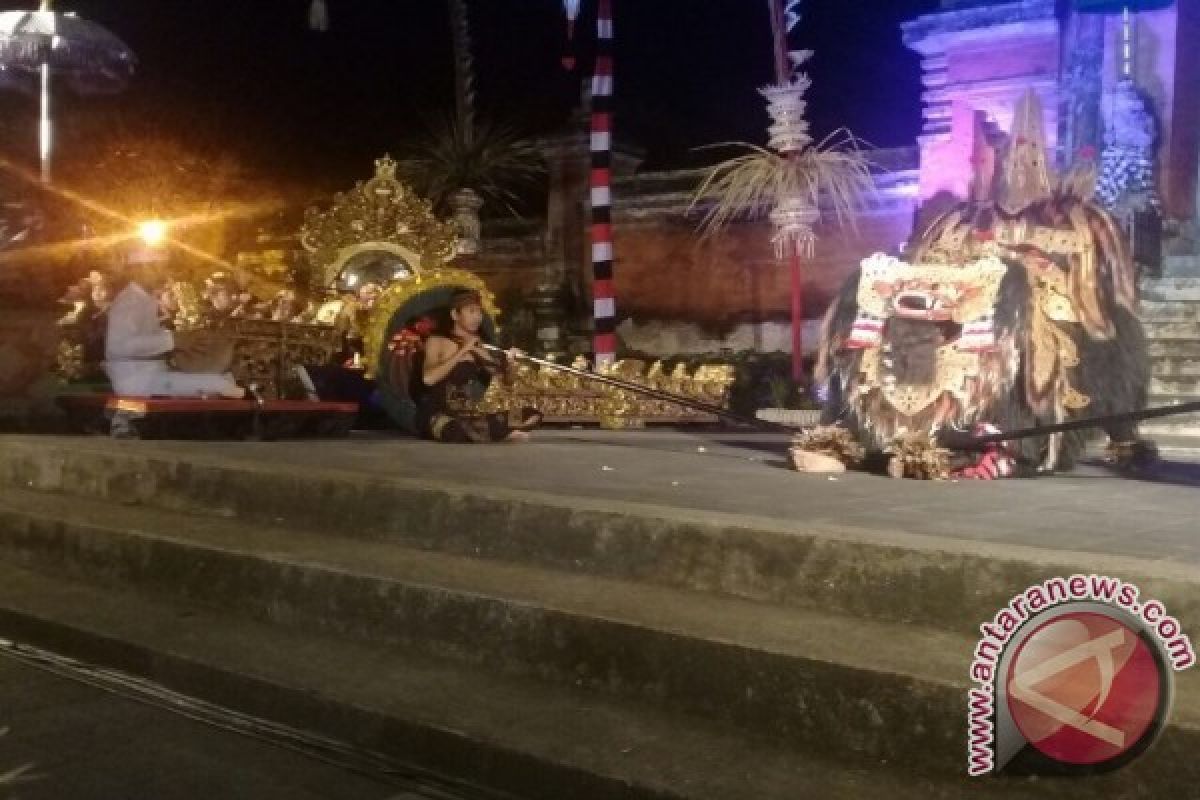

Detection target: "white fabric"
[590, 186, 611, 207]
[104, 282, 240, 397]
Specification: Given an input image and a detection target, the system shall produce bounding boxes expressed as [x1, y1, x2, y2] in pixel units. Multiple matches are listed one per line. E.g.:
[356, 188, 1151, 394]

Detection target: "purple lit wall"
[903, 0, 1061, 205]
[903, 0, 1200, 219]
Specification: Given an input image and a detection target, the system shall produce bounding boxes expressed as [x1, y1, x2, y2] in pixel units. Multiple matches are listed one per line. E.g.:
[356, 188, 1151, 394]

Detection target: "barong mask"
[819, 89, 1149, 472]
[829, 254, 1020, 448]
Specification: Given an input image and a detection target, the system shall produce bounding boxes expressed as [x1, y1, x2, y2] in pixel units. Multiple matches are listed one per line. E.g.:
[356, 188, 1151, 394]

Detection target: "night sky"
[5, 0, 941, 188]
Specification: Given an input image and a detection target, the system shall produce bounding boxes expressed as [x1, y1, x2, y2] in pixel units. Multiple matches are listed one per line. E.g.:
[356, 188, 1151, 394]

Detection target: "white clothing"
[104, 282, 241, 397]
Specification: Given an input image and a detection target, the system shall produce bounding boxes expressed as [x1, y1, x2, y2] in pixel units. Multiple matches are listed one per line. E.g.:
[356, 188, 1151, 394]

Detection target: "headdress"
[997, 90, 1055, 214]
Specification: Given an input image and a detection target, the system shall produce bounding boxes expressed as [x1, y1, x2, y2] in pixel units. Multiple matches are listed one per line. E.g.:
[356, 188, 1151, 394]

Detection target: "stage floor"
[1, 428, 1198, 798]
[24, 428, 1200, 568]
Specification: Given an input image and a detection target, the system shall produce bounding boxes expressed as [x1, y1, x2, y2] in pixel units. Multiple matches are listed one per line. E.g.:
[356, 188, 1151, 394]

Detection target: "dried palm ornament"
[885, 432, 952, 481]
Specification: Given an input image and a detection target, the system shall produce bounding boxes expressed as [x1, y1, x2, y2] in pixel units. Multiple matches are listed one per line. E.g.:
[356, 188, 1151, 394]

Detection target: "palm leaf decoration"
[396, 0, 545, 219]
[690, 128, 876, 239]
[397, 116, 545, 217]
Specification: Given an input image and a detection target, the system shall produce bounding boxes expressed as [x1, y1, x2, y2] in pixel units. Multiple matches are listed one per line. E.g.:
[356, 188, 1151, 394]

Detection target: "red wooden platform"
[58, 395, 357, 415]
[56, 394, 360, 440]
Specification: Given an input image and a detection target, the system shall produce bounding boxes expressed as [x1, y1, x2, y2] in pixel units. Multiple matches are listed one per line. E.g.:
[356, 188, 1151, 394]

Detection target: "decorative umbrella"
[0, 1, 136, 183]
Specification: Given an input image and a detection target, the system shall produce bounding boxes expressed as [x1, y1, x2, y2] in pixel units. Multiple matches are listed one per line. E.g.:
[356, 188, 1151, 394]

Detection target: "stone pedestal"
[451, 188, 485, 256]
[527, 277, 568, 360]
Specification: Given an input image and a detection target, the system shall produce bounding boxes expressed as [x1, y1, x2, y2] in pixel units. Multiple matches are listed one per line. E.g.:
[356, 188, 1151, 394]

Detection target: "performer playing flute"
[417, 289, 542, 443]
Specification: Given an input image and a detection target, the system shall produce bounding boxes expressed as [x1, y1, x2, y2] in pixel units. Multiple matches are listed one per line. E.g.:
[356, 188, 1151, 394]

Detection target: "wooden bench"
[56, 394, 359, 440]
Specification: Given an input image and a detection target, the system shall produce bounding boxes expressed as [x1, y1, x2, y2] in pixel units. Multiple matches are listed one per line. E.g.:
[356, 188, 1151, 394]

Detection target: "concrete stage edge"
[0, 430, 1196, 799]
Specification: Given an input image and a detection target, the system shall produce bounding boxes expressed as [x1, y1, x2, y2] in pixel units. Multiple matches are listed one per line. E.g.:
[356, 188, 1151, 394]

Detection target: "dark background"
[1, 0, 940, 189]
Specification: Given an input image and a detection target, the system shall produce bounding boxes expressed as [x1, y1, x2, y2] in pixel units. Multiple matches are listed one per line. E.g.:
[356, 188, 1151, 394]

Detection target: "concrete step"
[5, 439, 1200, 638]
[1142, 393, 1200, 431]
[1142, 421, 1200, 437]
[1140, 300, 1200, 323]
[1140, 393, 1200, 437]
[1151, 358, 1200, 378]
[1147, 393, 1200, 407]
[1142, 420, 1200, 438]
[1144, 276, 1200, 289]
[1144, 320, 1200, 340]
[0, 562, 1013, 800]
[1148, 340, 1200, 358]
[1145, 434, 1200, 456]
[0, 485, 977, 779]
[3, 439, 1200, 795]
[1150, 377, 1200, 396]
[1162, 255, 1200, 278]
[1142, 281, 1200, 302]
[0, 500, 1197, 799]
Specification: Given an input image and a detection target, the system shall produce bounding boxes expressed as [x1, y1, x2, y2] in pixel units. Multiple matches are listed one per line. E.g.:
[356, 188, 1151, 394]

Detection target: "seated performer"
[202, 271, 238, 323]
[104, 247, 249, 401]
[417, 288, 541, 443]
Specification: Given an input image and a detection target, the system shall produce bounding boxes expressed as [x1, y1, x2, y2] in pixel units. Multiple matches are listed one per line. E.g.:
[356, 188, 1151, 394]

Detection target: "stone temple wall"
[467, 150, 920, 357]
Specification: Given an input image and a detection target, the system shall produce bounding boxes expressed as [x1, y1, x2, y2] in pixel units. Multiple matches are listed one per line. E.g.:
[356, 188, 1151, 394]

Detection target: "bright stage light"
[138, 219, 168, 247]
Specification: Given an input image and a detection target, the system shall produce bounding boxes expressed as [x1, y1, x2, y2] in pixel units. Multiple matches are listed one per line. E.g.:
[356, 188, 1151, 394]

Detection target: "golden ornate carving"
[472, 358, 735, 428]
[169, 280, 206, 331]
[212, 318, 343, 400]
[55, 340, 84, 383]
[1028, 279, 1091, 413]
[300, 155, 458, 290]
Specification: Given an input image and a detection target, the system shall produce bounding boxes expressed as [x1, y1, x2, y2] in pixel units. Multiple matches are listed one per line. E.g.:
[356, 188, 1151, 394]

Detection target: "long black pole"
[940, 401, 1200, 450]
[489, 346, 1200, 444]
[482, 345, 792, 432]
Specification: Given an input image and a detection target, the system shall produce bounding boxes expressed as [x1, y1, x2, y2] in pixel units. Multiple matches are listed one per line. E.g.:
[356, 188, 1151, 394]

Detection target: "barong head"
[823, 253, 1019, 449]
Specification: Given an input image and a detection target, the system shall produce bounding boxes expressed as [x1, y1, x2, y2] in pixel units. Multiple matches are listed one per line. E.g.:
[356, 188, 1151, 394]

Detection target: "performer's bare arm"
[422, 335, 483, 385]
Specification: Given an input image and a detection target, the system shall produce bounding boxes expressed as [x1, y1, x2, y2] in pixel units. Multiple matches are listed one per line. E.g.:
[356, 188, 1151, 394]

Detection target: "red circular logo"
[1006, 612, 1163, 766]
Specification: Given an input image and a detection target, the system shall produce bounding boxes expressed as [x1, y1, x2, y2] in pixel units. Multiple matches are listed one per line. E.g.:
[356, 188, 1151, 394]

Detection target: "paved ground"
[0, 652, 447, 800]
[23, 428, 1200, 565]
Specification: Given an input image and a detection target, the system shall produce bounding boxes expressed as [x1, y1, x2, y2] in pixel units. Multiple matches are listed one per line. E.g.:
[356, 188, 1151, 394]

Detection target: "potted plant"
[396, 0, 544, 255]
[756, 373, 822, 428]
